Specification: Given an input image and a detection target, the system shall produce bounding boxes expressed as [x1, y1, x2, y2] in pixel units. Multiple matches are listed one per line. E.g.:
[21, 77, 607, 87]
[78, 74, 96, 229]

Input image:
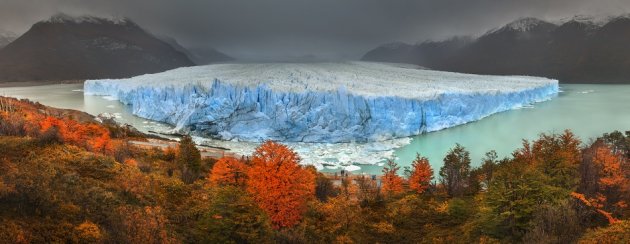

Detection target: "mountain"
[438, 18, 558, 77]
[362, 37, 472, 68]
[362, 42, 423, 64]
[0, 30, 17, 49]
[0, 14, 194, 82]
[362, 16, 630, 83]
[158, 36, 232, 65]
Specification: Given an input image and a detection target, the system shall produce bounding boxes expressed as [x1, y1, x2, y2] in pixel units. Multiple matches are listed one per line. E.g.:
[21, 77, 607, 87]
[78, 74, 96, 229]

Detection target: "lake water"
[0, 84, 174, 133]
[1, 83, 629, 175]
[394, 84, 630, 175]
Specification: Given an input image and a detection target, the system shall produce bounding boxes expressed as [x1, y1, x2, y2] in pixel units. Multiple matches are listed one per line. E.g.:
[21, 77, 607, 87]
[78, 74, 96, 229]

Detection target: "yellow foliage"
[75, 221, 103, 243]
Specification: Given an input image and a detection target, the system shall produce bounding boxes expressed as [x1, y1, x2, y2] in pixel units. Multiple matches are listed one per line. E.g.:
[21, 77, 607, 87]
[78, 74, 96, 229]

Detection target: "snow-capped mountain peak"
[503, 17, 551, 32]
[481, 17, 557, 38]
[558, 15, 609, 28]
[45, 13, 131, 25]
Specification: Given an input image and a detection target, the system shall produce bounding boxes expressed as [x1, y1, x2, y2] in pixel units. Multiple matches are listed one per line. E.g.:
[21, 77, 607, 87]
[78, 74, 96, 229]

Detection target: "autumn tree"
[39, 116, 112, 153]
[385, 194, 441, 243]
[601, 131, 630, 160]
[315, 172, 338, 202]
[381, 160, 404, 196]
[246, 141, 315, 229]
[478, 150, 498, 190]
[513, 130, 581, 190]
[114, 206, 175, 244]
[74, 221, 103, 243]
[408, 154, 433, 194]
[578, 220, 630, 243]
[355, 175, 381, 206]
[195, 186, 272, 243]
[522, 201, 583, 244]
[439, 144, 471, 197]
[484, 159, 564, 241]
[304, 194, 361, 243]
[84, 124, 113, 153]
[591, 144, 628, 216]
[39, 116, 64, 141]
[578, 140, 629, 220]
[209, 156, 247, 187]
[176, 135, 201, 184]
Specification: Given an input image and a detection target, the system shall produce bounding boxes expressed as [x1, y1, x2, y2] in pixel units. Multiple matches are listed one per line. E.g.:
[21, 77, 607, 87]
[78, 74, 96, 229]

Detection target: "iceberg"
[84, 62, 559, 143]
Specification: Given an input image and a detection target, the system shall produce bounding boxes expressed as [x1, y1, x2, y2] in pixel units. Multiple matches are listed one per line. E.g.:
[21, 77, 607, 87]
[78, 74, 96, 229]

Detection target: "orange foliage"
[74, 221, 103, 243]
[408, 154, 433, 194]
[381, 160, 404, 195]
[124, 159, 138, 167]
[596, 209, 620, 225]
[210, 156, 247, 186]
[40, 116, 112, 153]
[246, 141, 315, 229]
[117, 206, 174, 243]
[512, 130, 582, 189]
[588, 145, 629, 217]
[593, 146, 627, 189]
[571, 192, 620, 224]
[514, 130, 581, 167]
[571, 192, 594, 207]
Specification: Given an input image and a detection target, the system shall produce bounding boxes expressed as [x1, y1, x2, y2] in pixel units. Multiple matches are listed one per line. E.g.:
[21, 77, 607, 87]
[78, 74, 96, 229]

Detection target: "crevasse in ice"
[84, 62, 559, 143]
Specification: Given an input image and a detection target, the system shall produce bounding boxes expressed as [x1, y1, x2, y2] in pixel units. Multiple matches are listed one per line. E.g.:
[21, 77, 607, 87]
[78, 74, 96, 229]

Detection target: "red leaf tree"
[210, 156, 247, 187]
[246, 141, 315, 229]
[381, 160, 404, 196]
[408, 154, 433, 194]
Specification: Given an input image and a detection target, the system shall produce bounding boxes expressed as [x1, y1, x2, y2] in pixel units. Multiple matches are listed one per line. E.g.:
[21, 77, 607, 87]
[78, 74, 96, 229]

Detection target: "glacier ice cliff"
[84, 62, 559, 143]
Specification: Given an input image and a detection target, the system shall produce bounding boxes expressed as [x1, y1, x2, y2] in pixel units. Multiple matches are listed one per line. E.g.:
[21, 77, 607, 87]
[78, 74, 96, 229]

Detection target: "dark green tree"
[483, 160, 565, 241]
[195, 186, 273, 243]
[177, 135, 201, 184]
[439, 144, 471, 197]
[315, 172, 338, 202]
[522, 201, 583, 244]
[473, 150, 499, 192]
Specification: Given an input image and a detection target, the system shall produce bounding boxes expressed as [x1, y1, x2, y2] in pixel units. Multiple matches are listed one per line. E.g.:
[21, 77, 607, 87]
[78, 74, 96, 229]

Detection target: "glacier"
[84, 62, 559, 143]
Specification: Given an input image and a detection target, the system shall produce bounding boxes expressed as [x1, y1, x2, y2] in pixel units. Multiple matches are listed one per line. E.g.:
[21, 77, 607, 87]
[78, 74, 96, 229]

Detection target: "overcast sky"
[1, 0, 630, 60]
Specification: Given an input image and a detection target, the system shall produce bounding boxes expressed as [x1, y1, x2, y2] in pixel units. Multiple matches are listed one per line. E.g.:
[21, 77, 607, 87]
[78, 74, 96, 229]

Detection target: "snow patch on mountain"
[0, 30, 17, 48]
[506, 18, 552, 31]
[46, 13, 131, 25]
[485, 17, 557, 36]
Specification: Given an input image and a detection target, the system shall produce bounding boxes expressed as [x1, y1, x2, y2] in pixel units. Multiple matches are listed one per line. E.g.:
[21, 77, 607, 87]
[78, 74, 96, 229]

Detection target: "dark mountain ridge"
[158, 36, 233, 65]
[363, 16, 630, 83]
[0, 14, 195, 82]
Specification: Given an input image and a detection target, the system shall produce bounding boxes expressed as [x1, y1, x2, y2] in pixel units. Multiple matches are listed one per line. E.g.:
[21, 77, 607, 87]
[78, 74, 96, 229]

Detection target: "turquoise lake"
[2, 83, 629, 175]
[388, 84, 630, 175]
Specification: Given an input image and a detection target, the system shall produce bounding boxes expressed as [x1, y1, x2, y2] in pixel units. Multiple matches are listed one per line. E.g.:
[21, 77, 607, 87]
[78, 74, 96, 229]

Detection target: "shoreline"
[0, 80, 84, 88]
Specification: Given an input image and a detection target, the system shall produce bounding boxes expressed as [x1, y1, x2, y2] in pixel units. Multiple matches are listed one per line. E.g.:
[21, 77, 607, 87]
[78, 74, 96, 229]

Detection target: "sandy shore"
[0, 80, 84, 88]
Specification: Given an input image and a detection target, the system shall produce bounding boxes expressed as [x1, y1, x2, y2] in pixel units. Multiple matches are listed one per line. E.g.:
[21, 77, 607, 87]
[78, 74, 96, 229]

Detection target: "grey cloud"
[1, 0, 629, 60]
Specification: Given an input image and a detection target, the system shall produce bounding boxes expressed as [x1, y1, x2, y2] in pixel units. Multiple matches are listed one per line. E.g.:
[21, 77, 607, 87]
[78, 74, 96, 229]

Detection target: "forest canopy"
[0, 97, 628, 243]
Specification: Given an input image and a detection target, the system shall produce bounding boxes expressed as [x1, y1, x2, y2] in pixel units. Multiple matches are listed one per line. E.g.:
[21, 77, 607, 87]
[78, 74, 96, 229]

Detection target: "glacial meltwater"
[2, 83, 629, 175]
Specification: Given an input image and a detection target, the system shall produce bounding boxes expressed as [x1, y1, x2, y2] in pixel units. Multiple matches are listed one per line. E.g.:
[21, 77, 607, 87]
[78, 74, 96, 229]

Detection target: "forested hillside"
[0, 97, 628, 243]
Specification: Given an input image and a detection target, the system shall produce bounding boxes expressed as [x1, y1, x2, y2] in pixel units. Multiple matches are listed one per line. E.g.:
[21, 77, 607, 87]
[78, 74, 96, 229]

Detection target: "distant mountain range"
[158, 36, 233, 65]
[0, 14, 231, 82]
[363, 16, 630, 83]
